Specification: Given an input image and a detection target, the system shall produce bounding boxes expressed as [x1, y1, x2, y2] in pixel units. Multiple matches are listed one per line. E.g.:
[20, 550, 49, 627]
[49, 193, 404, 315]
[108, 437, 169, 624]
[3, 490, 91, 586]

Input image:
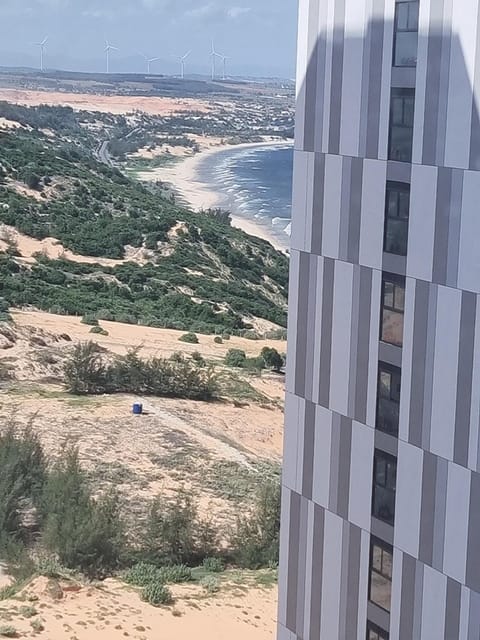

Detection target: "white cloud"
[226, 7, 251, 19]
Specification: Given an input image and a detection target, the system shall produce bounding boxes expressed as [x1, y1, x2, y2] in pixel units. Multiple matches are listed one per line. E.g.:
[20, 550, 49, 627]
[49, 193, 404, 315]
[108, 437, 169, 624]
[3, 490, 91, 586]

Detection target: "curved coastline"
[137, 140, 293, 252]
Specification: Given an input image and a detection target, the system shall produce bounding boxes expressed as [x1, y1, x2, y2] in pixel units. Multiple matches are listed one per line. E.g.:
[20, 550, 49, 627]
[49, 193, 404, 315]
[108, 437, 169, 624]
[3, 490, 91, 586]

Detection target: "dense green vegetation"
[0, 427, 281, 584]
[64, 342, 218, 400]
[0, 104, 289, 334]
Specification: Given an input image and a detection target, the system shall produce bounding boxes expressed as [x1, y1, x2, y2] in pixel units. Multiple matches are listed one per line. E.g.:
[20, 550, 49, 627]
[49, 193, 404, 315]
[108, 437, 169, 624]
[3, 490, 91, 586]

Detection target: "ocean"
[197, 144, 294, 249]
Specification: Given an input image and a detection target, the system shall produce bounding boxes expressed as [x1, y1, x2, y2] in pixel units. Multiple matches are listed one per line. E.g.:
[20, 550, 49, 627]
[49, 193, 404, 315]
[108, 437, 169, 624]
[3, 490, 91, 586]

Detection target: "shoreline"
[135, 140, 293, 252]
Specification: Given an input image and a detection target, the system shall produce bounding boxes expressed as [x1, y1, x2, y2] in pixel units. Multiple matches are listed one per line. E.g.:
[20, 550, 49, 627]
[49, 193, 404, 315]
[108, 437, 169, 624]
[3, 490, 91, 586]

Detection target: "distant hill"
[0, 102, 289, 335]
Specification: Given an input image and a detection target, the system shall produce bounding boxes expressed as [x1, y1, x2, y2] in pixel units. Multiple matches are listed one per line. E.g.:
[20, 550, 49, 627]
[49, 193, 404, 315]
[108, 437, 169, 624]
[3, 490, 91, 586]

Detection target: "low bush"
[231, 481, 281, 569]
[125, 562, 162, 587]
[200, 575, 220, 594]
[0, 626, 17, 638]
[157, 564, 192, 584]
[261, 347, 284, 372]
[30, 620, 44, 633]
[179, 333, 199, 344]
[81, 314, 98, 327]
[141, 583, 173, 606]
[213, 336, 223, 344]
[221, 332, 231, 341]
[190, 351, 206, 367]
[202, 557, 225, 573]
[224, 349, 246, 368]
[89, 326, 109, 336]
[64, 343, 218, 401]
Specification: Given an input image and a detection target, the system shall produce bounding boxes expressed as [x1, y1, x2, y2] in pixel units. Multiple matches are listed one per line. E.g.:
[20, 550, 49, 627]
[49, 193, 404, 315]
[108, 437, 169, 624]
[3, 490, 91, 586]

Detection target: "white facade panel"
[421, 566, 447, 640]
[312, 405, 332, 509]
[407, 165, 437, 282]
[395, 441, 423, 557]
[319, 511, 343, 640]
[359, 160, 386, 270]
[321, 154, 342, 258]
[443, 462, 471, 583]
[430, 286, 462, 461]
[348, 421, 374, 531]
[458, 170, 480, 294]
[329, 261, 354, 415]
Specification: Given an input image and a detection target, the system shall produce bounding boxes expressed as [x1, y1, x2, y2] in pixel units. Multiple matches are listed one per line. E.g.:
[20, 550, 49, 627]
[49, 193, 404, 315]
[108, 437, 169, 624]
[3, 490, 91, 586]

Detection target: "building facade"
[278, 1, 480, 638]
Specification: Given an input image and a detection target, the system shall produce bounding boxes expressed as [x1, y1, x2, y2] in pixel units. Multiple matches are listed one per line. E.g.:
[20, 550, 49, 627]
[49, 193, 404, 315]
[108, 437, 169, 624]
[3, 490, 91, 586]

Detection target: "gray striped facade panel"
[280, 0, 480, 638]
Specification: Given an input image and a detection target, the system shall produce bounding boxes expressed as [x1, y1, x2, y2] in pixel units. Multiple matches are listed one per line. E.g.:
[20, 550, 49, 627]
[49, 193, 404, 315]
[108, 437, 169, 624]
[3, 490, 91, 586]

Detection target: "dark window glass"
[376, 362, 401, 436]
[384, 181, 410, 255]
[388, 89, 415, 162]
[394, 1, 419, 67]
[372, 450, 397, 525]
[380, 274, 405, 347]
[367, 621, 390, 640]
[369, 538, 393, 612]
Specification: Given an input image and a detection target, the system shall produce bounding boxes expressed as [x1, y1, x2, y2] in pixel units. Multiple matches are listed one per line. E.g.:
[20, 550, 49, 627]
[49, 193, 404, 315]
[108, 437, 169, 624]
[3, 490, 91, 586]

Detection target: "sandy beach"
[135, 140, 293, 251]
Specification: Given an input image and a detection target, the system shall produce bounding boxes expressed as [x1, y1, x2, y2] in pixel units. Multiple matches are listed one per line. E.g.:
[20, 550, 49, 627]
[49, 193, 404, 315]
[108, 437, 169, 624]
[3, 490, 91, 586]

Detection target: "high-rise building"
[278, 1, 480, 638]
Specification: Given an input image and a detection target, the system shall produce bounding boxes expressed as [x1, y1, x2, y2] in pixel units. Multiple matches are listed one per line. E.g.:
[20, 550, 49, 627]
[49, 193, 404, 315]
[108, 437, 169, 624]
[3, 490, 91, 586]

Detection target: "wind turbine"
[172, 51, 191, 79]
[210, 40, 221, 80]
[139, 53, 160, 74]
[35, 36, 48, 72]
[104, 40, 119, 74]
[219, 54, 230, 80]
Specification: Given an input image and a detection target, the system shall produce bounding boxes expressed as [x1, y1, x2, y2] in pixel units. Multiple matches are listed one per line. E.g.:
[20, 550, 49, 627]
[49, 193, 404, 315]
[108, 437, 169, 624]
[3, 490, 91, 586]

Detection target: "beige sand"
[0, 89, 212, 116]
[0, 224, 152, 268]
[0, 575, 277, 640]
[136, 141, 293, 251]
[11, 310, 286, 361]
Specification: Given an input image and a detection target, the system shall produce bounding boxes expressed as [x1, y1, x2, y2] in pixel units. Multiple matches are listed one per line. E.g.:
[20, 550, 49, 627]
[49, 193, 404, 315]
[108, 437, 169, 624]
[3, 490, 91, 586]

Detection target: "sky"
[0, 0, 298, 79]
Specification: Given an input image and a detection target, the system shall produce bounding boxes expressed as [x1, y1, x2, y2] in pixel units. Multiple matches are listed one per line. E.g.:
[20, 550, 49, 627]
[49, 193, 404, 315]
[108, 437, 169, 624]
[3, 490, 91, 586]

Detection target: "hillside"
[0, 102, 289, 335]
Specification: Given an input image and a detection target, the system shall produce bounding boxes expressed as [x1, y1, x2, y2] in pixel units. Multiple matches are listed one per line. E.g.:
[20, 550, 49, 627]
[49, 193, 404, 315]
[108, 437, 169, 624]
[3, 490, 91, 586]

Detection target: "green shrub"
[19, 606, 37, 619]
[0, 426, 46, 539]
[81, 314, 98, 327]
[0, 626, 17, 638]
[224, 349, 246, 368]
[141, 582, 173, 606]
[157, 564, 192, 584]
[231, 481, 281, 569]
[191, 351, 206, 367]
[200, 575, 220, 594]
[202, 557, 224, 573]
[35, 555, 63, 578]
[64, 342, 107, 395]
[244, 356, 266, 371]
[213, 337, 223, 345]
[243, 331, 259, 341]
[221, 332, 231, 341]
[140, 490, 216, 566]
[30, 619, 44, 633]
[179, 333, 199, 344]
[261, 347, 284, 372]
[89, 326, 109, 336]
[125, 562, 162, 587]
[41, 446, 125, 578]
[64, 344, 219, 401]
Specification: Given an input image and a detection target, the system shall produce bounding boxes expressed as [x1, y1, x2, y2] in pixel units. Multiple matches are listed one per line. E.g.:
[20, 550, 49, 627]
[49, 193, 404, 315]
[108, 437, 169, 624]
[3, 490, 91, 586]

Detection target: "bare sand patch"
[0, 88, 211, 116]
[10, 310, 286, 361]
[0, 574, 277, 640]
[0, 224, 150, 268]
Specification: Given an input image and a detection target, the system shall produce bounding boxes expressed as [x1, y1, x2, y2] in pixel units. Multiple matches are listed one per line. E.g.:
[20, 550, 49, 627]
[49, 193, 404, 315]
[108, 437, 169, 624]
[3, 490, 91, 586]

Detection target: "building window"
[376, 362, 401, 436]
[384, 181, 410, 255]
[372, 450, 397, 525]
[367, 621, 390, 640]
[388, 88, 415, 162]
[393, 1, 419, 67]
[369, 538, 393, 612]
[380, 274, 405, 347]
